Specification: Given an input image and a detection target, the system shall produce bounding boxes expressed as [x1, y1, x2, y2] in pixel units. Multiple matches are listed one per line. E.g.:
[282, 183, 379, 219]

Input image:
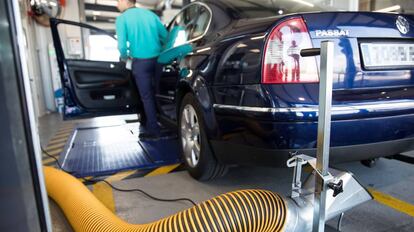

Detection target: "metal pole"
[312, 41, 334, 232]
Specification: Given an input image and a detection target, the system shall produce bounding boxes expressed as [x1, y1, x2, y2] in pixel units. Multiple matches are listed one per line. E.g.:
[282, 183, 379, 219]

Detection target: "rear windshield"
[219, 0, 330, 19]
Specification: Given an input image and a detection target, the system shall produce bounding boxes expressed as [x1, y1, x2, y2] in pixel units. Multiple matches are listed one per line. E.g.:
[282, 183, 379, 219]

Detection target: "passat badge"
[396, 16, 409, 34]
[315, 29, 349, 37]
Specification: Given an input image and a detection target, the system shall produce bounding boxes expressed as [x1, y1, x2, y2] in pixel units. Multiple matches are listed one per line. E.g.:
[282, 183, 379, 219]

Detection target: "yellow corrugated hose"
[44, 166, 287, 232]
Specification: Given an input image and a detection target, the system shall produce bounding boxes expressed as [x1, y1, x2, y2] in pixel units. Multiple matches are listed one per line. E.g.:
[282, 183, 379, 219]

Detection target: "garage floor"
[40, 113, 414, 232]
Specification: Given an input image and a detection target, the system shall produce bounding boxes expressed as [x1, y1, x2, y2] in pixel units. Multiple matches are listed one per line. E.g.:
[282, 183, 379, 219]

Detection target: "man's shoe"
[139, 132, 161, 141]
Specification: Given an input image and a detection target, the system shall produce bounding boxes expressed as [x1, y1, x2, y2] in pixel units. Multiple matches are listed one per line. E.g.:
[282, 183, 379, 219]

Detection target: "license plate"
[360, 42, 414, 69]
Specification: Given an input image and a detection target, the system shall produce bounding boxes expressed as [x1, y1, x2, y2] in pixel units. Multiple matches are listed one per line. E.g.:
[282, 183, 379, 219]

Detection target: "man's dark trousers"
[132, 57, 161, 136]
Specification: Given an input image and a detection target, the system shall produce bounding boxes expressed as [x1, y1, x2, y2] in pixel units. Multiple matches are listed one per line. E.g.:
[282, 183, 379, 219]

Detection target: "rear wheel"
[178, 93, 227, 181]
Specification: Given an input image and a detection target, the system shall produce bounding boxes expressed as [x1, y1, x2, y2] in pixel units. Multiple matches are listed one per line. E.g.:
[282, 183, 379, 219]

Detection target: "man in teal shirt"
[116, 0, 167, 140]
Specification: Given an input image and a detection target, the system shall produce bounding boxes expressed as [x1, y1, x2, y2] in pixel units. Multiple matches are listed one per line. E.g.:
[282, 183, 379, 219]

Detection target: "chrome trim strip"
[213, 101, 414, 114]
[156, 94, 175, 101]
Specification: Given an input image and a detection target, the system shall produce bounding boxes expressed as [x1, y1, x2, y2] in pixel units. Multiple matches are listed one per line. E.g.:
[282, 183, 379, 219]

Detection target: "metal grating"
[59, 123, 180, 177]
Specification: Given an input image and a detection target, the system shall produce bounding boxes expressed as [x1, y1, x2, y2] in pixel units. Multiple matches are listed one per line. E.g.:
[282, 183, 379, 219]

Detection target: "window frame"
[55, 20, 120, 62]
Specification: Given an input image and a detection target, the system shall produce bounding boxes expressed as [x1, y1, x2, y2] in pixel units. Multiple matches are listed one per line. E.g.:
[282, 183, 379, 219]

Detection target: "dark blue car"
[51, 0, 414, 180]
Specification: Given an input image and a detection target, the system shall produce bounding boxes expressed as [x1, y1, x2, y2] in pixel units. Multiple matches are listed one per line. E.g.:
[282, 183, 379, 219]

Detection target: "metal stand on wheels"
[284, 41, 373, 232]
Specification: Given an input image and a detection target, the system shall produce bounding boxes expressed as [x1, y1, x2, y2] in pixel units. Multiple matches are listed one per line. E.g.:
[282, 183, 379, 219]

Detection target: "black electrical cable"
[99, 180, 197, 206]
[41, 147, 64, 169]
[41, 147, 197, 206]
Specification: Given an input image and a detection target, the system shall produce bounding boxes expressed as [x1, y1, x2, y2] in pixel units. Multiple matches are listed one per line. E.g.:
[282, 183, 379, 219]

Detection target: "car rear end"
[259, 12, 414, 162]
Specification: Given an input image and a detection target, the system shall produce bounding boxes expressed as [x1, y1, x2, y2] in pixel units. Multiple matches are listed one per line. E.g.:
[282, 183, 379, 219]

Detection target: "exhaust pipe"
[44, 166, 288, 232]
[44, 165, 371, 232]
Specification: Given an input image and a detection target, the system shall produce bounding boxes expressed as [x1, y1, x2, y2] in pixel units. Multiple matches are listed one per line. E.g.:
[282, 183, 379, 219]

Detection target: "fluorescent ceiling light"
[197, 47, 211, 53]
[97, 0, 117, 7]
[375, 5, 401, 12]
[292, 0, 314, 8]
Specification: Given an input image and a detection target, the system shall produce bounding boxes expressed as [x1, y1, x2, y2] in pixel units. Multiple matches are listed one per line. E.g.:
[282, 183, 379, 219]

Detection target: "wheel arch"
[175, 78, 224, 163]
[175, 81, 192, 119]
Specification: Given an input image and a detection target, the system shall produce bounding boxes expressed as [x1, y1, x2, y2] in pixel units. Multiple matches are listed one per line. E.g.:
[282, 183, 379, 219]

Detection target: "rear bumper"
[211, 137, 414, 167]
[212, 111, 414, 166]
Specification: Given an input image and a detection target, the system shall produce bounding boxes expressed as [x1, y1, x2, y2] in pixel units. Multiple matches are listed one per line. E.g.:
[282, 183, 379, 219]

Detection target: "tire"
[178, 93, 228, 181]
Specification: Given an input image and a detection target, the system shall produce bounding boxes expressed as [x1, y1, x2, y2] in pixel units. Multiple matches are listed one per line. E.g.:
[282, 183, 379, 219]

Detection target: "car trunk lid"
[302, 12, 414, 90]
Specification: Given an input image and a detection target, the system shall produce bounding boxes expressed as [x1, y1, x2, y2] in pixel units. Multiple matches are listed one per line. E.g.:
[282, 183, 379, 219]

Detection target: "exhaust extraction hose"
[44, 167, 287, 232]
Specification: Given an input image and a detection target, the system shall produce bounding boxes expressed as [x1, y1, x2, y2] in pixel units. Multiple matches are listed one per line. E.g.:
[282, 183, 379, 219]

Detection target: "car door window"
[166, 4, 211, 48]
[58, 24, 119, 62]
[189, 6, 210, 39]
[167, 10, 188, 48]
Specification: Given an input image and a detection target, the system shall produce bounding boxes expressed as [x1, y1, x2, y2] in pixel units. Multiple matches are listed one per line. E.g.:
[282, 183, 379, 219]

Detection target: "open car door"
[50, 18, 140, 119]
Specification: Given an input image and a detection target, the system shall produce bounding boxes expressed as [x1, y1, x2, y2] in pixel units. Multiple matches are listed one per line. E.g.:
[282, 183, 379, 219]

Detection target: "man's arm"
[115, 16, 128, 59]
[156, 18, 168, 46]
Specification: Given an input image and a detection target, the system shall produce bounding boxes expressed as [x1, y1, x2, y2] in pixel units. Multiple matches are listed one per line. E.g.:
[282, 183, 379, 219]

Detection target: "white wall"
[163, 8, 181, 24]
[35, 24, 56, 113]
[17, 0, 47, 118]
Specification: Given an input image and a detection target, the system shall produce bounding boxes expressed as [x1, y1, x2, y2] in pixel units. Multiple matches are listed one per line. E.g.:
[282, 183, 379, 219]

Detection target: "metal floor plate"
[59, 123, 180, 177]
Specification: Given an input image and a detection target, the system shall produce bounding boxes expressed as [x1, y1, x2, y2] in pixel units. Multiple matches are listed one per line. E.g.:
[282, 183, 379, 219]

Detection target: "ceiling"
[82, 0, 414, 31]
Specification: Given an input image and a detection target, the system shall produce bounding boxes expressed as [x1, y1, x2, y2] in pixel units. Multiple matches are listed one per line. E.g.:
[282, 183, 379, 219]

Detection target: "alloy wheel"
[181, 104, 201, 168]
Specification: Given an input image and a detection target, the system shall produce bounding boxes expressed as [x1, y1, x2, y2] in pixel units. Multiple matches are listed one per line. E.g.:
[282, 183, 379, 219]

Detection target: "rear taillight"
[262, 17, 318, 84]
